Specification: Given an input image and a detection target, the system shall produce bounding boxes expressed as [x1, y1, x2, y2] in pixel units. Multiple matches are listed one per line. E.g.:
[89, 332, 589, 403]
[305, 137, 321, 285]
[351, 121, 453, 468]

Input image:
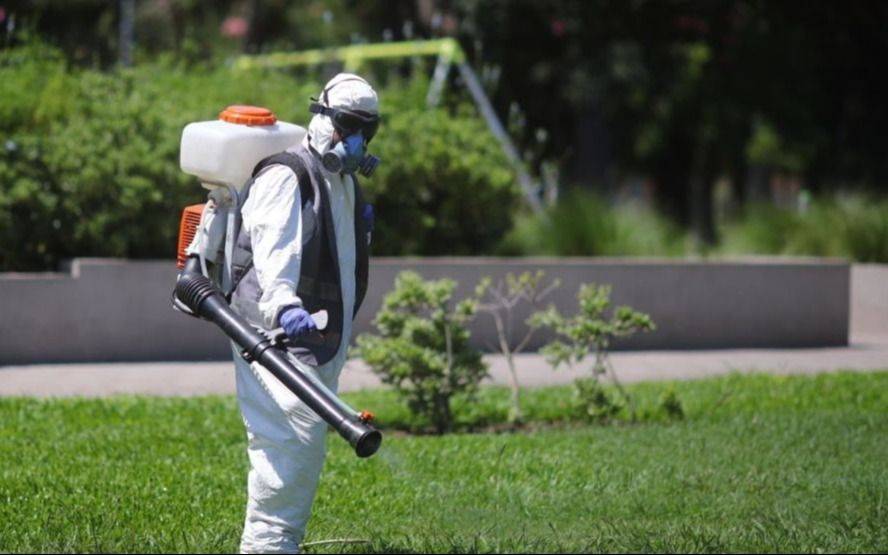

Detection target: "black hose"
[174, 268, 381, 458]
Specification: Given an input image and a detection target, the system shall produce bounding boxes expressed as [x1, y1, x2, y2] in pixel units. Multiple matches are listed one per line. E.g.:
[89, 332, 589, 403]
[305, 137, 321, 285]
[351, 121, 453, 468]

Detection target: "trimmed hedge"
[0, 43, 518, 270]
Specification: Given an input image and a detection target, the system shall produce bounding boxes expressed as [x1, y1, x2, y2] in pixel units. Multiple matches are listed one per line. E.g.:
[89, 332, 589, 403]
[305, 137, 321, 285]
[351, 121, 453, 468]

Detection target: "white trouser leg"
[232, 343, 341, 554]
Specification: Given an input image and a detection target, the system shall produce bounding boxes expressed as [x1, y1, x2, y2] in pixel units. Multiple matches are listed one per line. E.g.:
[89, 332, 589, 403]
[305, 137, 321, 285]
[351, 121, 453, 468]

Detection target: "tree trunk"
[505, 352, 523, 424]
[244, 0, 264, 54]
[745, 164, 773, 205]
[433, 395, 452, 434]
[689, 131, 718, 246]
[493, 311, 523, 424]
[652, 124, 694, 227]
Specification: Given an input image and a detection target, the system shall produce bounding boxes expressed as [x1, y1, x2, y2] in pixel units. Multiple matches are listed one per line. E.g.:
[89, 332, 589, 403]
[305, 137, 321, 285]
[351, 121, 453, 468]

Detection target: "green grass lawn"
[1, 371, 886, 553]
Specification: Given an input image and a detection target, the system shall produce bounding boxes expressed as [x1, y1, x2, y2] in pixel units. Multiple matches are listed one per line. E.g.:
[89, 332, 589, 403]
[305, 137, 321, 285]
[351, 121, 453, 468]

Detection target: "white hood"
[304, 73, 379, 155]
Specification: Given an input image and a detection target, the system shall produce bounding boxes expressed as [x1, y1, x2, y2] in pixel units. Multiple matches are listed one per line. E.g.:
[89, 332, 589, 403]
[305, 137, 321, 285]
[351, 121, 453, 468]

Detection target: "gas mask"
[321, 131, 380, 177]
[309, 96, 380, 177]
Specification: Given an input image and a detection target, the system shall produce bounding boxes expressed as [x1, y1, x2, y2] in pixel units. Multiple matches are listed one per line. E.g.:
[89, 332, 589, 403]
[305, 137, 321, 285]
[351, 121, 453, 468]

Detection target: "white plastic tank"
[180, 105, 306, 190]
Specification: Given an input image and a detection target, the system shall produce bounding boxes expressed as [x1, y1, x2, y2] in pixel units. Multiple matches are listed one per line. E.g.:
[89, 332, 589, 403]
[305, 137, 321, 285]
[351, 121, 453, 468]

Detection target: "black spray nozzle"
[340, 419, 383, 458]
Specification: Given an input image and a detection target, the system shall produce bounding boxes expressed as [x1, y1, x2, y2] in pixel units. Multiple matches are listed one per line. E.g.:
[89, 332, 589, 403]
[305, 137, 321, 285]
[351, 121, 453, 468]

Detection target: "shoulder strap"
[226, 149, 314, 298]
[248, 151, 314, 209]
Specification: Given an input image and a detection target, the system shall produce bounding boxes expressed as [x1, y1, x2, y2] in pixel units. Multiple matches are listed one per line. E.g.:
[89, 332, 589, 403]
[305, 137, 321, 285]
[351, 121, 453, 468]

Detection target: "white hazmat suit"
[230, 73, 378, 553]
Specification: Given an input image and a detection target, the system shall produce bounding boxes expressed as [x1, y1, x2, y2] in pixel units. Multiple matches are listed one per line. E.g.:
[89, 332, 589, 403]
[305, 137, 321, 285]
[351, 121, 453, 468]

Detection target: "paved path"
[2, 334, 886, 397]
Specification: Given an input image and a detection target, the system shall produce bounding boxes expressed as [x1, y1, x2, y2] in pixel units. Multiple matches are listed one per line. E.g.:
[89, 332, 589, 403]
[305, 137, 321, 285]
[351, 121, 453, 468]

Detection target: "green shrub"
[841, 196, 888, 262]
[0, 42, 70, 132]
[474, 270, 561, 424]
[502, 187, 888, 263]
[658, 386, 685, 420]
[572, 377, 623, 423]
[356, 271, 487, 434]
[0, 42, 518, 270]
[367, 103, 518, 256]
[718, 194, 888, 262]
[534, 282, 657, 421]
[498, 189, 688, 257]
[536, 283, 656, 374]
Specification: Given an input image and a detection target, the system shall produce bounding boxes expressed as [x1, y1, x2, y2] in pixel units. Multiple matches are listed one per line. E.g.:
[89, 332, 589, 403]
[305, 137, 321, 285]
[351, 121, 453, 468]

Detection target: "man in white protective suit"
[227, 73, 379, 553]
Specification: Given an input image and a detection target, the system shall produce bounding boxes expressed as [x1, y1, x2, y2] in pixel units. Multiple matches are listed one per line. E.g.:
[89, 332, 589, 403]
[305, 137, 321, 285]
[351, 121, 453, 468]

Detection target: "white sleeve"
[240, 164, 304, 329]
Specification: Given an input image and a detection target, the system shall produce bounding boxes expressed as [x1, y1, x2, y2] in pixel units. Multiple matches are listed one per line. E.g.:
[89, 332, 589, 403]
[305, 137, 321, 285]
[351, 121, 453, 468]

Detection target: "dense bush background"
[499, 190, 689, 257]
[2, 40, 887, 270]
[718, 195, 888, 262]
[0, 41, 518, 271]
[4, 3, 888, 269]
[500, 189, 888, 262]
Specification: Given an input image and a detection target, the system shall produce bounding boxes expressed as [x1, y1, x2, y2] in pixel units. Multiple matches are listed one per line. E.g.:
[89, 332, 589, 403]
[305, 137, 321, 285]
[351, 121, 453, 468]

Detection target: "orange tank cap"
[219, 105, 277, 126]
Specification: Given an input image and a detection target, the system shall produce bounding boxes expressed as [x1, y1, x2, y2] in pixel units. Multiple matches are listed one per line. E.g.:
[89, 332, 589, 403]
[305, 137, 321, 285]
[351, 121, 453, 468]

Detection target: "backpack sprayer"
[172, 105, 382, 458]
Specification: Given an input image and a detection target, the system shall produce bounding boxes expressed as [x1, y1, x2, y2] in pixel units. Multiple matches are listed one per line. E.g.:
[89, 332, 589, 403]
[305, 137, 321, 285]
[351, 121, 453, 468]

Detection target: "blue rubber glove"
[362, 203, 374, 232]
[279, 306, 317, 339]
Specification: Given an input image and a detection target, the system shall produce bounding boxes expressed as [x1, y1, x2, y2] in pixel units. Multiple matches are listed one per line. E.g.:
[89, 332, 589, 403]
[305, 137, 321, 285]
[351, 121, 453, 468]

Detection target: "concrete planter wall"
[0, 257, 850, 364]
[851, 264, 888, 339]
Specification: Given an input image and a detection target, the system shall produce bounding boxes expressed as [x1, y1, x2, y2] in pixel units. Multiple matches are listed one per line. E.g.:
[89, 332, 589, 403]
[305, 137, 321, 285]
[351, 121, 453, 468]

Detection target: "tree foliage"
[6, 2, 888, 257]
[0, 42, 517, 270]
[457, 1, 888, 242]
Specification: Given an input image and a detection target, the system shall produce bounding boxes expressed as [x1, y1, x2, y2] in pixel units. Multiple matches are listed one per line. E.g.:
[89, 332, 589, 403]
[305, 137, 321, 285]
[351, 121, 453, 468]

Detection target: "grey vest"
[229, 146, 370, 366]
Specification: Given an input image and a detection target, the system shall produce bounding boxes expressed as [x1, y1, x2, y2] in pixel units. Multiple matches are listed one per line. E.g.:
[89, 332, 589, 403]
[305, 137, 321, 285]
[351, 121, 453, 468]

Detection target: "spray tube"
[175, 263, 382, 458]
